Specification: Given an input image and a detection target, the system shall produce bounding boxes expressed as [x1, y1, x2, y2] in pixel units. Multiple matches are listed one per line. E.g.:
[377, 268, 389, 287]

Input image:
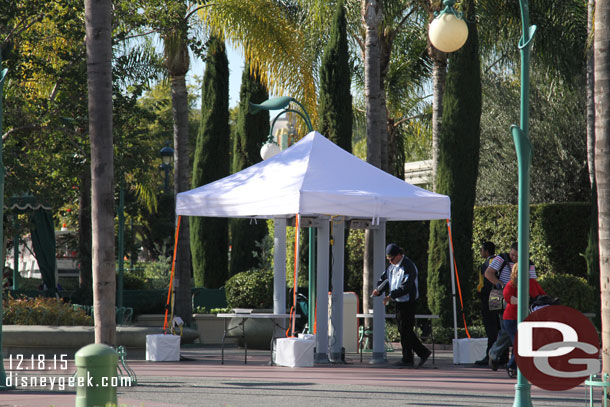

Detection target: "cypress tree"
[229, 63, 269, 276]
[427, 0, 482, 327]
[190, 37, 230, 288]
[318, 0, 352, 152]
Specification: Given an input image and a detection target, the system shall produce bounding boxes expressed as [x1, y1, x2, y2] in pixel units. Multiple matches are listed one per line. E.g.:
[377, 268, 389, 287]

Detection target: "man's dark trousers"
[396, 300, 429, 363]
[480, 290, 501, 355]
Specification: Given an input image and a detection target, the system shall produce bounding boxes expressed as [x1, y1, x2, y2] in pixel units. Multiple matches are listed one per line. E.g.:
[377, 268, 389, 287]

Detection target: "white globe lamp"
[260, 142, 281, 160]
[428, 3, 468, 53]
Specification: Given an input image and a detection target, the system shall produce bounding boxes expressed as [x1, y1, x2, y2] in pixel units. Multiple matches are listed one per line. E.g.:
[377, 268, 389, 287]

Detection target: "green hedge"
[472, 202, 590, 278]
[343, 202, 592, 325]
[465, 202, 593, 326]
[538, 273, 596, 313]
[225, 270, 273, 309]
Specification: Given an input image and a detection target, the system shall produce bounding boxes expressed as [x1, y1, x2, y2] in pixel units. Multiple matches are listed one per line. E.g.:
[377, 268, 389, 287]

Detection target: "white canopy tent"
[176, 132, 454, 363]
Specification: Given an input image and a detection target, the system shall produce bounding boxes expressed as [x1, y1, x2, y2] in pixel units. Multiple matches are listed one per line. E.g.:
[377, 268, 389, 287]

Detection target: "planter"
[134, 312, 277, 348]
[136, 313, 232, 345]
[1, 325, 199, 359]
[134, 314, 166, 327]
[192, 314, 227, 345]
[227, 309, 276, 350]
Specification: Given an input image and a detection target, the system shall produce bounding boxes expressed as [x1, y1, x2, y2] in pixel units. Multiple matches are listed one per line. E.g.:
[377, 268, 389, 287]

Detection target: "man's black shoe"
[507, 366, 517, 378]
[474, 356, 489, 366]
[488, 352, 499, 371]
[417, 351, 431, 368]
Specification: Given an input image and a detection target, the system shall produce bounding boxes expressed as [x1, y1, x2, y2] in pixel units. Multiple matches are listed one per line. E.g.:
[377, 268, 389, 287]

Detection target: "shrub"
[193, 306, 231, 314]
[138, 258, 172, 289]
[386, 322, 486, 344]
[225, 270, 273, 309]
[538, 273, 596, 313]
[122, 272, 147, 290]
[3, 294, 93, 325]
[472, 203, 590, 278]
[430, 325, 486, 345]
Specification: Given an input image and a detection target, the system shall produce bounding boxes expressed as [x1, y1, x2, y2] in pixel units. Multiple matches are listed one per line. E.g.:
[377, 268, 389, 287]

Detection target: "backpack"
[477, 255, 495, 293]
[479, 253, 510, 294]
[529, 295, 560, 313]
[493, 253, 535, 280]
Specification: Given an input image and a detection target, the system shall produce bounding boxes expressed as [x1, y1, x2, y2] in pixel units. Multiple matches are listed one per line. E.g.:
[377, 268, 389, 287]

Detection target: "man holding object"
[372, 243, 431, 368]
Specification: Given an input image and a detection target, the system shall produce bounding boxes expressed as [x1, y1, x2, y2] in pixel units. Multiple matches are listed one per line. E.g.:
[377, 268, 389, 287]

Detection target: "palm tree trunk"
[362, 0, 383, 322]
[431, 56, 447, 191]
[379, 78, 389, 173]
[595, 0, 610, 375]
[585, 0, 599, 298]
[78, 165, 92, 290]
[170, 73, 192, 325]
[587, 0, 596, 187]
[85, 0, 116, 345]
[363, 1, 382, 169]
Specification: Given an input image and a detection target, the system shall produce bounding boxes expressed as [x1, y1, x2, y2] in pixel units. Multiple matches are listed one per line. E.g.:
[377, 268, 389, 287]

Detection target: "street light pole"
[512, 2, 536, 406]
[429, 1, 536, 405]
[160, 142, 174, 195]
[0, 49, 10, 389]
[117, 173, 125, 309]
[250, 97, 317, 333]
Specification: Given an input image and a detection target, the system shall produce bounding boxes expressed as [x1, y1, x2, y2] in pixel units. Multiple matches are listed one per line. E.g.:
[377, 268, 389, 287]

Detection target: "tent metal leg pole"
[273, 218, 287, 339]
[447, 220, 458, 340]
[371, 220, 387, 364]
[315, 219, 330, 363]
[329, 220, 345, 363]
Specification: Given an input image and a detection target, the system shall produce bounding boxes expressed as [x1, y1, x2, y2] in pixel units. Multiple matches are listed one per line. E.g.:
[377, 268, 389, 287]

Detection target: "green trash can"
[75, 344, 118, 407]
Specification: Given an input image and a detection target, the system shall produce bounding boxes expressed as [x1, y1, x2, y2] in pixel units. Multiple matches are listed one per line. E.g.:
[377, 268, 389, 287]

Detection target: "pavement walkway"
[1, 344, 599, 407]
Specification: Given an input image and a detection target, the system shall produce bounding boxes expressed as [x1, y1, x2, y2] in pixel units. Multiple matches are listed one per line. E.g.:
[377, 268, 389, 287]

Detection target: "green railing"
[72, 304, 133, 325]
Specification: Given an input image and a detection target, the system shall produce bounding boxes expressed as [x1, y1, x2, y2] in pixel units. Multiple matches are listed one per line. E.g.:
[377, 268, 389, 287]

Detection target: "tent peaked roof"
[176, 132, 450, 221]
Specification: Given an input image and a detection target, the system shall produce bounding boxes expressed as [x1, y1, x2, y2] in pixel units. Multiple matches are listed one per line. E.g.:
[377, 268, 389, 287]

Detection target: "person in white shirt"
[484, 241, 537, 372]
[372, 243, 431, 368]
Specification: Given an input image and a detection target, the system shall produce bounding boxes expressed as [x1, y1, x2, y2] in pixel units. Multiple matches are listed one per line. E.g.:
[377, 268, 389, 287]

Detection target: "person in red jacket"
[503, 263, 546, 377]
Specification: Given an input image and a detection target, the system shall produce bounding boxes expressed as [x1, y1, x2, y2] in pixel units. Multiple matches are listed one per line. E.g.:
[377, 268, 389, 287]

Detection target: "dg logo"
[515, 305, 600, 391]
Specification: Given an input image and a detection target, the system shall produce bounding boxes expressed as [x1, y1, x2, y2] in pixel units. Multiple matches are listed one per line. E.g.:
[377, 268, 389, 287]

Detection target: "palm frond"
[200, 0, 318, 125]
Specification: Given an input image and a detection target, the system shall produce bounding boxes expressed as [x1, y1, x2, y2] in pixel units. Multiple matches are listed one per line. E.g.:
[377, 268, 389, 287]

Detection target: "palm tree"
[585, 0, 599, 309]
[161, 2, 193, 326]
[424, 3, 448, 192]
[201, 0, 430, 316]
[360, 0, 383, 324]
[199, 0, 317, 125]
[84, 0, 116, 345]
[358, 0, 431, 312]
[587, 0, 596, 188]
[595, 0, 610, 374]
[427, 0, 481, 327]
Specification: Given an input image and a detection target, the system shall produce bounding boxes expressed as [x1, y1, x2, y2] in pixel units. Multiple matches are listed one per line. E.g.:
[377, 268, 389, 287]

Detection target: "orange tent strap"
[446, 219, 471, 338]
[286, 306, 295, 337]
[313, 303, 317, 334]
[164, 216, 182, 333]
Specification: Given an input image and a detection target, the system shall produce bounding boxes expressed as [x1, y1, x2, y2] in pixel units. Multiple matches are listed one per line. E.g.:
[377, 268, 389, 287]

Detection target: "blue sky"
[189, 43, 245, 109]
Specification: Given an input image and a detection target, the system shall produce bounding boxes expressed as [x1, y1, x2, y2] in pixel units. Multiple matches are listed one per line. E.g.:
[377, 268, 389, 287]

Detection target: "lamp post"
[159, 142, 174, 194]
[250, 96, 313, 160]
[159, 142, 175, 261]
[117, 166, 125, 309]
[249, 97, 317, 333]
[1, 49, 10, 389]
[428, 0, 468, 53]
[429, 1, 535, 406]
